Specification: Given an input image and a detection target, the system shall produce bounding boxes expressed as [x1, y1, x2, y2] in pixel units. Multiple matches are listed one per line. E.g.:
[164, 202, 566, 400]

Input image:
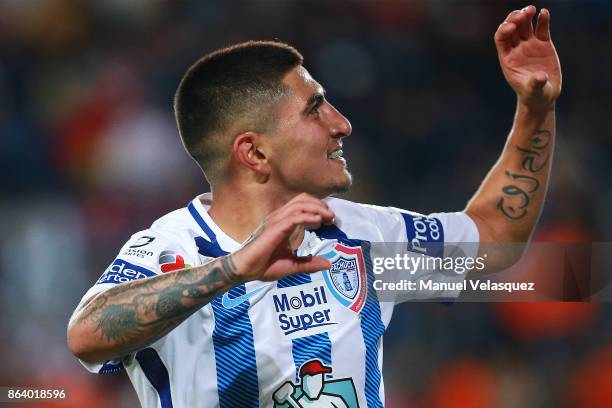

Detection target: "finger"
[505, 14, 523, 47]
[495, 21, 517, 54]
[289, 255, 331, 275]
[505, 9, 529, 44]
[535, 8, 551, 41]
[275, 213, 323, 237]
[510, 24, 521, 48]
[297, 203, 335, 224]
[273, 194, 330, 219]
[503, 10, 522, 45]
[505, 9, 523, 26]
[518, 5, 536, 40]
[279, 202, 330, 217]
[289, 192, 330, 209]
[272, 202, 335, 224]
[257, 213, 321, 252]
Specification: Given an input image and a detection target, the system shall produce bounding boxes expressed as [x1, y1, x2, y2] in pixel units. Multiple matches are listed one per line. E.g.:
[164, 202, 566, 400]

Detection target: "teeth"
[328, 149, 343, 159]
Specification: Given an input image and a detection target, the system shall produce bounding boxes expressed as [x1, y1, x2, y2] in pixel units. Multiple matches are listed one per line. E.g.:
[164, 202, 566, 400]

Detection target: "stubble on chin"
[327, 169, 353, 197]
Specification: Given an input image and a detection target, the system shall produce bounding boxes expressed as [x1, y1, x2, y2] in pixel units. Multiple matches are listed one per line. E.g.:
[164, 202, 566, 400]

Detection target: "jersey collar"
[188, 193, 338, 257]
[188, 193, 242, 253]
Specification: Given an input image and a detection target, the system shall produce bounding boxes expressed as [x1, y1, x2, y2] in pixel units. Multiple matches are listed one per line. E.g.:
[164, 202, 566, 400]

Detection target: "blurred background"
[1, 0, 610, 407]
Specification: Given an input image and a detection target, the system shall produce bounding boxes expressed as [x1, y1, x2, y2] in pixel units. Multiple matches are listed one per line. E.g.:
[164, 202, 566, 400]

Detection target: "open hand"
[231, 193, 334, 282]
[495, 6, 562, 111]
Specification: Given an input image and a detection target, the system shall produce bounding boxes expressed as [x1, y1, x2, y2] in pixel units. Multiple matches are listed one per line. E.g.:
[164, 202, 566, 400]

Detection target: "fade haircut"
[174, 40, 303, 184]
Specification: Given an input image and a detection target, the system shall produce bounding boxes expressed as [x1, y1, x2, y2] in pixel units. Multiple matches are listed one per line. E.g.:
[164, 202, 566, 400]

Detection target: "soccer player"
[68, 6, 561, 407]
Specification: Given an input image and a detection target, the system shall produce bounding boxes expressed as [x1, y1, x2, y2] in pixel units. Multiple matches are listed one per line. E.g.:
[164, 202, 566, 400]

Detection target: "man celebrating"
[68, 6, 561, 407]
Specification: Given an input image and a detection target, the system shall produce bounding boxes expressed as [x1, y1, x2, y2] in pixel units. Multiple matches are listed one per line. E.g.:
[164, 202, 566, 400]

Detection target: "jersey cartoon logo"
[321, 244, 367, 313]
[158, 250, 191, 273]
[273, 359, 359, 408]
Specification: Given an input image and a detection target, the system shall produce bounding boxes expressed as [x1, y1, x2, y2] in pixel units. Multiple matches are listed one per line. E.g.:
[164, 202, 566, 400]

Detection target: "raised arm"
[67, 193, 333, 363]
[465, 6, 562, 271]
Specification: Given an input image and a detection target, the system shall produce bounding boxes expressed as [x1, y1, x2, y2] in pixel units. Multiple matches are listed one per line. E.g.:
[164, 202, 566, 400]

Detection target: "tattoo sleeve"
[497, 129, 551, 220]
[70, 255, 240, 360]
[465, 104, 555, 269]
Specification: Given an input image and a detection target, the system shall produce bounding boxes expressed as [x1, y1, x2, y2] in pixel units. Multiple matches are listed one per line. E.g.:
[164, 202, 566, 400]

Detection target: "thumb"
[290, 256, 331, 275]
[528, 71, 549, 90]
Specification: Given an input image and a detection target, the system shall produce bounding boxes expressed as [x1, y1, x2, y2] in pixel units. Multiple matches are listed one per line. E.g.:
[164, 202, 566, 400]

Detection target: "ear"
[232, 132, 271, 176]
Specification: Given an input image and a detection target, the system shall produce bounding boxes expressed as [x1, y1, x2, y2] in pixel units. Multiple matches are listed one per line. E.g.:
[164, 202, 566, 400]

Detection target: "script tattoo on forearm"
[73, 256, 238, 354]
[497, 129, 551, 220]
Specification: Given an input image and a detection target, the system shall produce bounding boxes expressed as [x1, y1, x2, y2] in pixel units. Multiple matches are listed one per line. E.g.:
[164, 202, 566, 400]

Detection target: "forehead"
[282, 66, 324, 103]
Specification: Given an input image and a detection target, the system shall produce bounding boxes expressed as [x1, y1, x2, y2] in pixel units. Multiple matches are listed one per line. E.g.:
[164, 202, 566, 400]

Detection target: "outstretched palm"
[495, 6, 562, 110]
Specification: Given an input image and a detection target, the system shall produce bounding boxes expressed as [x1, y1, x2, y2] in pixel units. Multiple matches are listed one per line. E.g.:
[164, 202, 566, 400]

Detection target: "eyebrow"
[302, 88, 326, 115]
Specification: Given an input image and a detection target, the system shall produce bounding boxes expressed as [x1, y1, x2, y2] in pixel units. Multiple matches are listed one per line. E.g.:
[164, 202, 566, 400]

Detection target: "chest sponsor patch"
[402, 212, 444, 257]
[96, 259, 156, 285]
[272, 281, 336, 339]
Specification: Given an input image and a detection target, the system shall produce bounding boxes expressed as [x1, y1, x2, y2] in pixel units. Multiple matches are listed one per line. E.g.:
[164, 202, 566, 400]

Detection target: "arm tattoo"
[219, 256, 240, 283]
[73, 255, 240, 355]
[98, 303, 139, 343]
[497, 130, 551, 220]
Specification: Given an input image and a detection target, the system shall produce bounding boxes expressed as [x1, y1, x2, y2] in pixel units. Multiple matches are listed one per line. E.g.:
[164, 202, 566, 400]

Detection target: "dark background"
[1, 1, 610, 407]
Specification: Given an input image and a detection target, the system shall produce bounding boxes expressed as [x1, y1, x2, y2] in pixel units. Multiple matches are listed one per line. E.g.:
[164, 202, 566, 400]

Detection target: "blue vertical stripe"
[211, 287, 260, 407]
[136, 348, 173, 408]
[359, 242, 385, 408]
[277, 273, 333, 380]
[189, 202, 260, 407]
[315, 225, 385, 408]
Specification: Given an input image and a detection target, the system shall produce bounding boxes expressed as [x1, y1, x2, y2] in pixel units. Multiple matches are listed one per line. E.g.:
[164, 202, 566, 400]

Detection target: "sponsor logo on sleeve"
[96, 259, 156, 285]
[402, 213, 444, 257]
[122, 248, 154, 258]
[158, 250, 191, 273]
[129, 236, 155, 248]
[272, 281, 336, 339]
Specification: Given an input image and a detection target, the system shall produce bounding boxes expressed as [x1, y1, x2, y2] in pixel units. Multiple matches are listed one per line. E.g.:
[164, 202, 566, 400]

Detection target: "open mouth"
[327, 149, 344, 160]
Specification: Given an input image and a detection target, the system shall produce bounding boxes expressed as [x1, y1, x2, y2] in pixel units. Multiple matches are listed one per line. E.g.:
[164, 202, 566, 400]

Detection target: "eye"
[310, 101, 323, 117]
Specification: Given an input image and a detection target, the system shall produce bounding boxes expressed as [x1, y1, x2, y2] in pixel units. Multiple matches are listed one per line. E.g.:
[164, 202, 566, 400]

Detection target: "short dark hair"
[174, 40, 303, 184]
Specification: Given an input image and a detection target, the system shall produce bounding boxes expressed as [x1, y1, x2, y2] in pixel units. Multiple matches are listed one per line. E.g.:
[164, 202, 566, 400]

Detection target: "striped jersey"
[77, 193, 479, 408]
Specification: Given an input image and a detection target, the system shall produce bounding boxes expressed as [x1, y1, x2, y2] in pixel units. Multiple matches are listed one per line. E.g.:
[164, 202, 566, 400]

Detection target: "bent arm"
[68, 193, 334, 364]
[463, 6, 561, 272]
[67, 256, 239, 364]
[465, 103, 554, 271]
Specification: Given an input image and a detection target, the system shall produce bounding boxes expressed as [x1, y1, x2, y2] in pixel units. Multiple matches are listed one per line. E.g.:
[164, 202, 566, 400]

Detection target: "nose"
[327, 103, 352, 139]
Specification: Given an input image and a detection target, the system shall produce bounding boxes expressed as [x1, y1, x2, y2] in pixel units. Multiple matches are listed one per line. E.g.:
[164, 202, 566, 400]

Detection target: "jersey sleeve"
[373, 206, 480, 302]
[399, 210, 479, 258]
[76, 229, 194, 374]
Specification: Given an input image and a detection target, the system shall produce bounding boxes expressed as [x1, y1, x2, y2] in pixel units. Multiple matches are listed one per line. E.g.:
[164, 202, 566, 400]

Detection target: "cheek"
[283, 139, 324, 164]
[270, 125, 329, 175]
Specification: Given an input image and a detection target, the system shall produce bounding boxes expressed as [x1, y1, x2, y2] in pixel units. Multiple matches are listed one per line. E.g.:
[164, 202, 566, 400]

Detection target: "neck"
[207, 180, 301, 243]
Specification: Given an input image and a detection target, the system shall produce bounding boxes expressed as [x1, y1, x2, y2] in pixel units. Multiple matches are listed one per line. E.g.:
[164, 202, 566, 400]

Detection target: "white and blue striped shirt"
[78, 193, 479, 408]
